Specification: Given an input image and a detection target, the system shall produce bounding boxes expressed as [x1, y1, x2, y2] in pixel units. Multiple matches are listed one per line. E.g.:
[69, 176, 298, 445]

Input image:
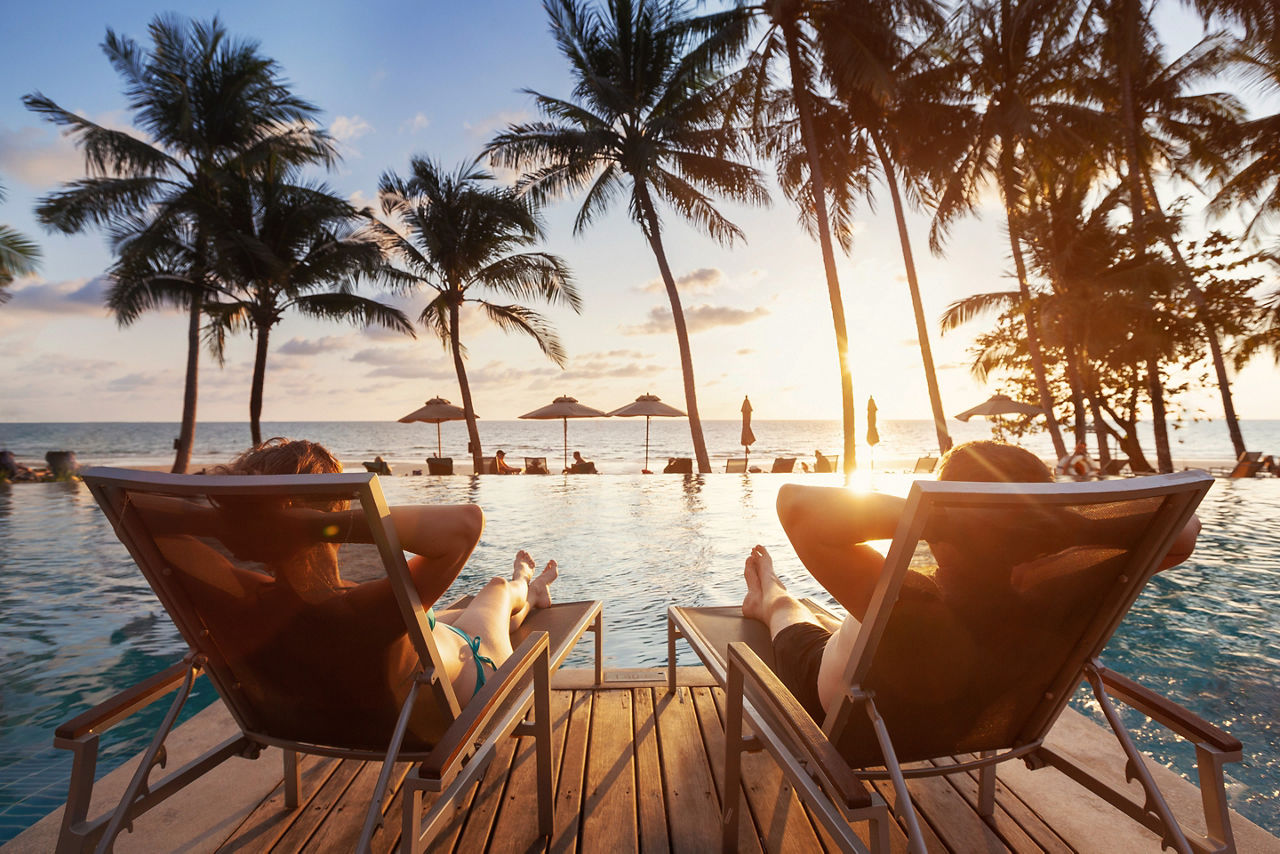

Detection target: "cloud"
[5, 275, 111, 315]
[401, 112, 430, 134]
[331, 115, 373, 142]
[621, 303, 769, 335]
[464, 109, 532, 140]
[639, 267, 725, 295]
[0, 126, 86, 187]
[277, 335, 355, 356]
[736, 348, 754, 356]
[898, 337, 919, 348]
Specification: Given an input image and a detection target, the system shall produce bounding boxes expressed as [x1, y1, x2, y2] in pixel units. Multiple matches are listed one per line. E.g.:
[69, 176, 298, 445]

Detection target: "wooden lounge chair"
[524, 456, 549, 474]
[814, 452, 839, 473]
[425, 456, 453, 475]
[911, 455, 937, 474]
[1225, 451, 1263, 478]
[771, 457, 796, 473]
[363, 459, 393, 476]
[726, 458, 748, 473]
[64, 468, 603, 854]
[668, 471, 1238, 854]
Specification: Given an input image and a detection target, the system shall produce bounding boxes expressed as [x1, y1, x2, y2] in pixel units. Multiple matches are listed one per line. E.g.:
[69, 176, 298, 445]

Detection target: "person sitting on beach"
[153, 438, 560, 702]
[564, 450, 597, 474]
[494, 449, 521, 475]
[739, 440, 1202, 720]
[1056, 441, 1097, 477]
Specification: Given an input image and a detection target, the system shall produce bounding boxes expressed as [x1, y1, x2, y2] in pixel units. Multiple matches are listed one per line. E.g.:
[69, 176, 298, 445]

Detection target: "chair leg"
[864, 695, 927, 854]
[534, 646, 555, 839]
[978, 751, 996, 817]
[722, 663, 747, 854]
[666, 614, 680, 695]
[402, 786, 424, 854]
[592, 611, 604, 686]
[1195, 743, 1237, 854]
[360, 678, 423, 853]
[283, 750, 300, 810]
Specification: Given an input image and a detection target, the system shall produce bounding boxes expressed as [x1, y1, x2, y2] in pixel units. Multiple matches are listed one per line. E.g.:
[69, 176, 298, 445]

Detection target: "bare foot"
[527, 560, 558, 609]
[741, 545, 769, 622]
[512, 549, 535, 583]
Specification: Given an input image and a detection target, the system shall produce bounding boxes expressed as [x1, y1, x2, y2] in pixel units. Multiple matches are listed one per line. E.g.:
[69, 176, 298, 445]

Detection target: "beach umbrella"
[608, 393, 686, 472]
[740, 396, 756, 468]
[953, 393, 1045, 422]
[398, 396, 472, 457]
[867, 397, 880, 465]
[519, 395, 609, 471]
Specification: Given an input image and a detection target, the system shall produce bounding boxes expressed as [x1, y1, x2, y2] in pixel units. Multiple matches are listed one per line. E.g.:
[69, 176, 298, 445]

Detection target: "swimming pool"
[1, 472, 1276, 842]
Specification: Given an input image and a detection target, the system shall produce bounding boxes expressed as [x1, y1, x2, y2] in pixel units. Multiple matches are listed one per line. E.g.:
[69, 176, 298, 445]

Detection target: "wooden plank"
[632, 689, 671, 854]
[217, 753, 343, 851]
[891, 773, 1012, 854]
[653, 687, 720, 852]
[450, 721, 523, 854]
[581, 690, 638, 853]
[552, 666, 717, 690]
[870, 780, 950, 854]
[487, 688, 576, 854]
[300, 761, 409, 852]
[689, 687, 764, 854]
[268, 758, 364, 851]
[932, 757, 1072, 854]
[551, 690, 593, 854]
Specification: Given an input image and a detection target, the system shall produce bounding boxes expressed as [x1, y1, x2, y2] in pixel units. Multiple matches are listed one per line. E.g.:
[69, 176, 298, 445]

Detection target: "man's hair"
[214, 438, 343, 477]
[937, 440, 1053, 483]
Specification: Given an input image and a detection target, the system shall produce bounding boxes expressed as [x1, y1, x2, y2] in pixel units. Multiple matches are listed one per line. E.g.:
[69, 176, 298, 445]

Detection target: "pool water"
[1, 473, 1276, 842]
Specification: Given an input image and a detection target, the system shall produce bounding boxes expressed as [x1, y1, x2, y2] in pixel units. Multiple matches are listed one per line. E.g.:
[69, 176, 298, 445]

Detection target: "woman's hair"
[213, 438, 343, 477]
[936, 440, 1053, 483]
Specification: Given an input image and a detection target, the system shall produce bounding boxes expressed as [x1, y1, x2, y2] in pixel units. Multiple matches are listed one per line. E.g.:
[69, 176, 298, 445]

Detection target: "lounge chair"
[425, 456, 453, 475]
[814, 452, 839, 473]
[524, 456, 549, 474]
[478, 455, 497, 474]
[663, 457, 693, 474]
[363, 459, 393, 476]
[912, 455, 937, 474]
[1225, 451, 1264, 478]
[771, 457, 796, 473]
[1101, 458, 1130, 476]
[667, 471, 1236, 854]
[65, 468, 603, 854]
[725, 458, 748, 473]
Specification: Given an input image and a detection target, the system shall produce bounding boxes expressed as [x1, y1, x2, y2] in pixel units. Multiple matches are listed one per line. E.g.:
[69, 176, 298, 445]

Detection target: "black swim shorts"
[771, 622, 832, 720]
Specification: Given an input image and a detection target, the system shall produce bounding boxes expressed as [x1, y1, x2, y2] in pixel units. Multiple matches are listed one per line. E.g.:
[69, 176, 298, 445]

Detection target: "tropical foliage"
[0, 181, 41, 301]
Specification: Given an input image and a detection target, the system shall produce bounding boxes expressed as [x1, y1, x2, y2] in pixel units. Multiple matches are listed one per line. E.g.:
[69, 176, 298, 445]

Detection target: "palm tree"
[24, 15, 334, 471]
[932, 0, 1102, 462]
[196, 166, 412, 445]
[487, 0, 768, 474]
[0, 181, 40, 301]
[367, 157, 579, 472]
[814, 0, 958, 454]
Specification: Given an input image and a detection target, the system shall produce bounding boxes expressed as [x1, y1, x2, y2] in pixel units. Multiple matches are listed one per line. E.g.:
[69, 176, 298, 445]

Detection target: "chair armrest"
[55, 661, 195, 741]
[727, 642, 872, 809]
[421, 630, 551, 779]
[1095, 665, 1241, 755]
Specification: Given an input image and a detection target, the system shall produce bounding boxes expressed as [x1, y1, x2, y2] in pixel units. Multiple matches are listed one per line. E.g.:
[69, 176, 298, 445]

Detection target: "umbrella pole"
[436, 423, 442, 459]
[645, 416, 651, 471]
[563, 418, 568, 472]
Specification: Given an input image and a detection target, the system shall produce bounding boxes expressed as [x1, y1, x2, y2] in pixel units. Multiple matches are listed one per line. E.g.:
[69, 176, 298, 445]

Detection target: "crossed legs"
[740, 544, 819, 639]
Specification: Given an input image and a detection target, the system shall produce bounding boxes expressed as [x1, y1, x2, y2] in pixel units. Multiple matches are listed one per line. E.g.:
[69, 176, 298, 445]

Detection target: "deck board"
[12, 672, 1277, 854]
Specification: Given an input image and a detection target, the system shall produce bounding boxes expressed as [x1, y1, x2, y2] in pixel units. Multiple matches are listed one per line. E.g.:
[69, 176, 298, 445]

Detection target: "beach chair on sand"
[668, 471, 1239, 854]
[663, 457, 693, 474]
[524, 456, 549, 474]
[1224, 451, 1264, 478]
[814, 452, 839, 473]
[726, 458, 748, 473]
[912, 455, 937, 474]
[771, 457, 797, 473]
[64, 468, 603, 854]
[425, 456, 453, 475]
[363, 458, 393, 476]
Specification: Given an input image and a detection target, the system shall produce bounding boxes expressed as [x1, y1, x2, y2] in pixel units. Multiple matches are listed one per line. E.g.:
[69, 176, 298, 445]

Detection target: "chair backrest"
[426, 457, 453, 475]
[1228, 451, 1263, 478]
[726, 458, 748, 473]
[771, 457, 796, 473]
[363, 460, 392, 476]
[814, 453, 838, 473]
[479, 456, 497, 474]
[913, 456, 938, 474]
[524, 457, 549, 474]
[81, 468, 463, 754]
[663, 457, 693, 474]
[826, 471, 1212, 768]
[1101, 458, 1129, 476]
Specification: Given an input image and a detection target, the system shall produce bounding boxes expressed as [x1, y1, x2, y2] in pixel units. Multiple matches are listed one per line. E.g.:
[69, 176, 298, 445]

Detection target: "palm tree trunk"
[1064, 345, 1088, 444]
[874, 135, 951, 454]
[450, 303, 484, 473]
[782, 17, 856, 473]
[249, 320, 271, 447]
[171, 297, 201, 473]
[636, 184, 711, 474]
[1146, 354, 1173, 472]
[1143, 173, 1247, 457]
[998, 146, 1067, 459]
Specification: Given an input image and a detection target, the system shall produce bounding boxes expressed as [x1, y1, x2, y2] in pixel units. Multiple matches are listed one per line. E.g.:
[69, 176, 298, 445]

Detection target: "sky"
[1, 0, 1276, 426]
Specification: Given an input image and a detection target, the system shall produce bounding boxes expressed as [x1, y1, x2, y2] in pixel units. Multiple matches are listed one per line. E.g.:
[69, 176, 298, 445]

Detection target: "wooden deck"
[6, 669, 1278, 853]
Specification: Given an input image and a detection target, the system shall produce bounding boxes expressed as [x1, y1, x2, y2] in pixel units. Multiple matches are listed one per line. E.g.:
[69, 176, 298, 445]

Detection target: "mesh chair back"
[83, 470, 459, 754]
[830, 473, 1210, 767]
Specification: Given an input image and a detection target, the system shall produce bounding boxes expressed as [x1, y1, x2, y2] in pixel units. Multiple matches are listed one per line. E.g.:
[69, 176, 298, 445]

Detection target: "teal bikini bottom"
[426, 608, 497, 696]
